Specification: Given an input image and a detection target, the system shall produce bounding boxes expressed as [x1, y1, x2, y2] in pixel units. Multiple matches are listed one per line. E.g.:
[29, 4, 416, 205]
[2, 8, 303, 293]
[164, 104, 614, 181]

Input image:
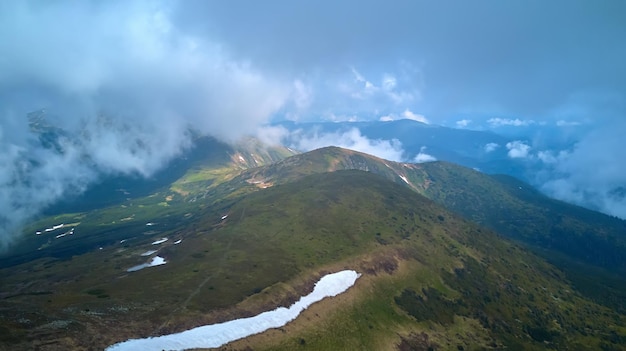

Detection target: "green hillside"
[223, 147, 625, 268]
[1, 170, 625, 350]
[0, 137, 295, 268]
[214, 146, 626, 312]
[45, 135, 296, 215]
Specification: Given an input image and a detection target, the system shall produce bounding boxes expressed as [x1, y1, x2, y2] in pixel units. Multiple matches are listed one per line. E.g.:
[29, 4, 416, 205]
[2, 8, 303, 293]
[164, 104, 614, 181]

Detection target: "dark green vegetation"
[231, 147, 626, 313]
[1, 145, 625, 350]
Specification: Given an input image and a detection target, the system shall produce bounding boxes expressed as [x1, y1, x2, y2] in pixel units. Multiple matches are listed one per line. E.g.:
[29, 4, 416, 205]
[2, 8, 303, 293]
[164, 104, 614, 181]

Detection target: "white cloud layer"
[0, 1, 294, 248]
[414, 146, 437, 163]
[484, 143, 500, 153]
[378, 110, 428, 124]
[539, 124, 626, 218]
[488, 118, 535, 127]
[456, 119, 471, 128]
[284, 128, 405, 162]
[556, 120, 582, 127]
[402, 109, 429, 124]
[506, 141, 531, 158]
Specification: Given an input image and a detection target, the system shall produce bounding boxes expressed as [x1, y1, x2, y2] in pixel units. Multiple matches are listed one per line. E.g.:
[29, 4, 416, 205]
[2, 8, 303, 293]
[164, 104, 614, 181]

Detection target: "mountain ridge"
[2, 170, 625, 350]
[2, 143, 626, 350]
[226, 146, 626, 273]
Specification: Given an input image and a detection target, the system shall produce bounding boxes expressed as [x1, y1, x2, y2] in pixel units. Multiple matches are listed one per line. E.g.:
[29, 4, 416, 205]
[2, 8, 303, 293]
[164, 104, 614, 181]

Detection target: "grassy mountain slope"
[1, 170, 624, 350]
[1, 137, 295, 268]
[45, 135, 295, 215]
[215, 146, 626, 313]
[231, 147, 626, 273]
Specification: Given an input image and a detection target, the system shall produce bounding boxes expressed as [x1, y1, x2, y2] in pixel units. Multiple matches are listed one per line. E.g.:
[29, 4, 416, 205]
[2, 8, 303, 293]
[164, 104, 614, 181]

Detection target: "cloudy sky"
[1, 0, 625, 247]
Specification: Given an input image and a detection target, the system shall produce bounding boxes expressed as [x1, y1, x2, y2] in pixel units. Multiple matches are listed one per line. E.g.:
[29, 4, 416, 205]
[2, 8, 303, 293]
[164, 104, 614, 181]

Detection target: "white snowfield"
[151, 238, 168, 245]
[106, 270, 361, 351]
[140, 250, 158, 257]
[126, 256, 167, 272]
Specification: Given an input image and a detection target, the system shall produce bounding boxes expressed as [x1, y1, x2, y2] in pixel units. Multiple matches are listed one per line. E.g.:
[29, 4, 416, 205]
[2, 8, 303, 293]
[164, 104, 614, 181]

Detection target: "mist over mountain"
[1, 145, 625, 350]
[2, 0, 625, 247]
[269, 119, 626, 219]
[2, 2, 626, 350]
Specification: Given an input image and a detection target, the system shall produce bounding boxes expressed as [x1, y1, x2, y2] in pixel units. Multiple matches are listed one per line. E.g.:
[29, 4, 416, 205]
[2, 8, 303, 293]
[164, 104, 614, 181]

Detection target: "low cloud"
[255, 125, 290, 146]
[284, 128, 405, 162]
[456, 119, 471, 128]
[402, 109, 429, 124]
[539, 124, 626, 219]
[556, 120, 582, 127]
[484, 142, 500, 153]
[414, 146, 437, 163]
[506, 141, 531, 158]
[488, 118, 535, 127]
[347, 68, 417, 106]
[536, 150, 569, 164]
[378, 109, 428, 124]
[0, 2, 294, 249]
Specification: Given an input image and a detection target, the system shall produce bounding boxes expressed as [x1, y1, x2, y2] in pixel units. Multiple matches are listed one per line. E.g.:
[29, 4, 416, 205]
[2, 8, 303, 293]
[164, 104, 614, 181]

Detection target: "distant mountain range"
[1, 137, 624, 350]
[276, 119, 532, 179]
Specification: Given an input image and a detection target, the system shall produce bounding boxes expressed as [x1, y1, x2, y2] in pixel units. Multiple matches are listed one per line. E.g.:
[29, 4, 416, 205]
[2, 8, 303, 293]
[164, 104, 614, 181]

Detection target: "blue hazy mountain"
[276, 119, 529, 179]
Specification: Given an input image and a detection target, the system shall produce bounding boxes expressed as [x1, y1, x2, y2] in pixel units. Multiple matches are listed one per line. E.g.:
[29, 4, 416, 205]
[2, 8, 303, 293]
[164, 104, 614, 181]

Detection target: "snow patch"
[106, 270, 361, 350]
[44, 223, 64, 232]
[399, 175, 409, 184]
[55, 228, 74, 239]
[151, 238, 168, 245]
[140, 250, 157, 257]
[174, 239, 182, 245]
[127, 256, 167, 272]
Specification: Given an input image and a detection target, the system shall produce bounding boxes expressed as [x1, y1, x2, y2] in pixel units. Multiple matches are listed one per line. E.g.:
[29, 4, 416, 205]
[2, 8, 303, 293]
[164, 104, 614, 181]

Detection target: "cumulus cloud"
[456, 119, 471, 128]
[539, 124, 626, 218]
[536, 150, 570, 164]
[556, 120, 582, 127]
[0, 1, 295, 248]
[414, 146, 437, 163]
[255, 125, 290, 146]
[488, 118, 535, 127]
[402, 109, 429, 124]
[341, 68, 418, 109]
[377, 109, 428, 124]
[285, 128, 405, 162]
[484, 143, 500, 153]
[506, 141, 532, 158]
